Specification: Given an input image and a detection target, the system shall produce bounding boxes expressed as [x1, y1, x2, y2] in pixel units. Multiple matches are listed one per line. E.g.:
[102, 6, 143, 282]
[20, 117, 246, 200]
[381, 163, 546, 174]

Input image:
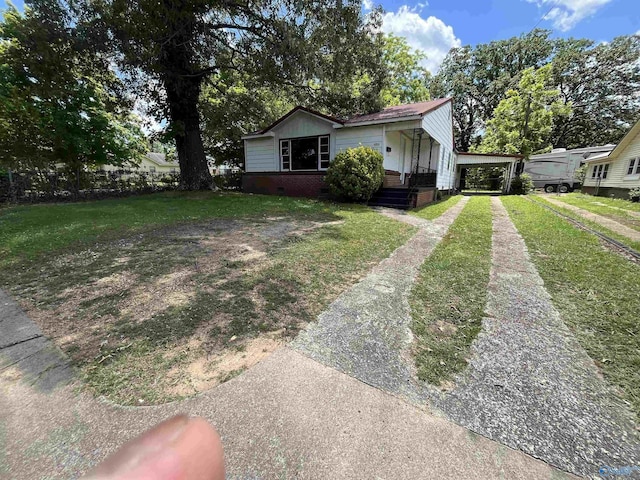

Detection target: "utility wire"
[531, 0, 559, 32]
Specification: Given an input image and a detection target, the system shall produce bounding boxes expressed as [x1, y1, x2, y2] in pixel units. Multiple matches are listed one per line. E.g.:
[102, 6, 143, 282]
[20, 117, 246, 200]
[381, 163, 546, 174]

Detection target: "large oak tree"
[80, 0, 384, 189]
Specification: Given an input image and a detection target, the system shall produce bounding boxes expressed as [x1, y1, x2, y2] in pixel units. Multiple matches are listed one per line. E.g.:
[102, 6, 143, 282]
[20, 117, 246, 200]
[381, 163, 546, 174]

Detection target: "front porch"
[382, 126, 441, 190]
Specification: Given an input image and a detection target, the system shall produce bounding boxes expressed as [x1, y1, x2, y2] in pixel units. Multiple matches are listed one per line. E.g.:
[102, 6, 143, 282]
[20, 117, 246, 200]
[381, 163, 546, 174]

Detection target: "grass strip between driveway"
[565, 192, 640, 213]
[409, 196, 492, 386]
[410, 194, 463, 220]
[533, 195, 640, 252]
[502, 196, 640, 419]
[546, 193, 640, 232]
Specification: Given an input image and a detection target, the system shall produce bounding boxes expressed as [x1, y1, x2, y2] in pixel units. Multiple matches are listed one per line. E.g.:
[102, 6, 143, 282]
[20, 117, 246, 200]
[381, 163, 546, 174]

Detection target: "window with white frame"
[591, 163, 610, 179]
[627, 157, 640, 176]
[280, 135, 330, 171]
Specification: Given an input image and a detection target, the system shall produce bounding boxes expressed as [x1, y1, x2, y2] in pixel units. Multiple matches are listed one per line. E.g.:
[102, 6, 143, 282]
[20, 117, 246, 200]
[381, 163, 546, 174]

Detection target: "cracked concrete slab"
[1, 347, 575, 480]
[433, 197, 640, 478]
[0, 289, 42, 348]
[0, 290, 73, 392]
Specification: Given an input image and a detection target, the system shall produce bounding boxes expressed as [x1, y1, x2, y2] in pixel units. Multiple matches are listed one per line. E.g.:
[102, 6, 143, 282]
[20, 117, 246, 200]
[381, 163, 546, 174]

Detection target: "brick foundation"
[242, 172, 327, 198]
[580, 186, 631, 199]
[412, 188, 436, 207]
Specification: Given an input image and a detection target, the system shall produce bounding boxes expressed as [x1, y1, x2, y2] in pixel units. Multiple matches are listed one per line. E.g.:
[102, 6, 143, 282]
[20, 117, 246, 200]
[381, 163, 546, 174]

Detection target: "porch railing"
[409, 167, 437, 188]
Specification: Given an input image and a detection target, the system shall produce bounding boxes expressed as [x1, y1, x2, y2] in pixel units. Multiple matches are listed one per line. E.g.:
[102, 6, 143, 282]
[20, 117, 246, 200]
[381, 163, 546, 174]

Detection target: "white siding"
[436, 145, 456, 190]
[335, 125, 384, 154]
[384, 129, 405, 172]
[244, 110, 340, 172]
[421, 102, 453, 152]
[583, 130, 640, 189]
[244, 137, 276, 172]
[419, 102, 455, 190]
[272, 111, 335, 139]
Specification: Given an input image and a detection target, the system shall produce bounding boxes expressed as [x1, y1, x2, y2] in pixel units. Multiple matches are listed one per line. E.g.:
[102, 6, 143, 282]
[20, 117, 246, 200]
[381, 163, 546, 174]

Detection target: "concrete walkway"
[432, 198, 640, 477]
[293, 197, 469, 404]
[544, 196, 640, 243]
[1, 335, 570, 479]
[0, 290, 73, 392]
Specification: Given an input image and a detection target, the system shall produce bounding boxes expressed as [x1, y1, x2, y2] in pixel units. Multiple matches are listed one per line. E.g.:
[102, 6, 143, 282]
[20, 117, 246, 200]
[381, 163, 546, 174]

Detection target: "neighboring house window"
[627, 157, 640, 176]
[280, 135, 330, 171]
[592, 163, 609, 179]
[149, 166, 156, 173]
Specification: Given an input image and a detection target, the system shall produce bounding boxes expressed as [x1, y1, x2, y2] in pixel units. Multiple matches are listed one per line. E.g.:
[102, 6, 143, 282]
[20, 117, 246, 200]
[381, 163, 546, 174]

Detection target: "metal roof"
[344, 98, 452, 125]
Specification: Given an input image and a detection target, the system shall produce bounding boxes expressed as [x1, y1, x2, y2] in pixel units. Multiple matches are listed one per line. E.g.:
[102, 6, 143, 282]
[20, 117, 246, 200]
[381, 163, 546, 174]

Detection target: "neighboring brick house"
[241, 100, 458, 207]
[582, 119, 640, 199]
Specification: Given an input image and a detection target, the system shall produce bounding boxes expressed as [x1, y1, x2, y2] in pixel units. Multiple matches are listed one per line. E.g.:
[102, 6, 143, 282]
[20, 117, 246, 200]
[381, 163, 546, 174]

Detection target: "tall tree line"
[1, 1, 431, 188]
[430, 30, 640, 152]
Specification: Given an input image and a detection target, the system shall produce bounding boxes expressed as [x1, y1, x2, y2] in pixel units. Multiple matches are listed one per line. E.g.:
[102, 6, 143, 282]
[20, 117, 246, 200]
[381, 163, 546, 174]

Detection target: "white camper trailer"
[525, 145, 615, 192]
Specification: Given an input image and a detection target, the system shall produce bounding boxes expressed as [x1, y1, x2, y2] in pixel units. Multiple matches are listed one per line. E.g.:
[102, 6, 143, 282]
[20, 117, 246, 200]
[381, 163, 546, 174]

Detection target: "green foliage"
[0, 4, 147, 172]
[574, 164, 588, 184]
[325, 146, 384, 202]
[465, 166, 504, 190]
[479, 65, 571, 158]
[628, 187, 640, 201]
[551, 36, 640, 148]
[430, 30, 554, 151]
[510, 173, 534, 195]
[379, 34, 430, 106]
[200, 33, 428, 166]
[410, 197, 492, 385]
[431, 30, 640, 151]
[503, 196, 640, 419]
[80, 0, 386, 189]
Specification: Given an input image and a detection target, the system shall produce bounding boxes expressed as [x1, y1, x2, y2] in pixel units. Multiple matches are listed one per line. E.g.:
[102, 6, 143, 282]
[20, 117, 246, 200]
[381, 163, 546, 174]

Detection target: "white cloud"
[362, 0, 374, 11]
[381, 5, 461, 73]
[526, 0, 613, 31]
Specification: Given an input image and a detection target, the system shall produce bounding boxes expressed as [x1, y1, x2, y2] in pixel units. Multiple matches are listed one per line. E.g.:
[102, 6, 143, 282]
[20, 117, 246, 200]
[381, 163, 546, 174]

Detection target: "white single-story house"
[101, 152, 180, 174]
[241, 99, 458, 207]
[582, 119, 640, 198]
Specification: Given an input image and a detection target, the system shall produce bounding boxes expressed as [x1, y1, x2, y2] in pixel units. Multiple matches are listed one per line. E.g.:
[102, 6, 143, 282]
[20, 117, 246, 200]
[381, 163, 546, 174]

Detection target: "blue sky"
[368, 0, 639, 71]
[4, 0, 639, 72]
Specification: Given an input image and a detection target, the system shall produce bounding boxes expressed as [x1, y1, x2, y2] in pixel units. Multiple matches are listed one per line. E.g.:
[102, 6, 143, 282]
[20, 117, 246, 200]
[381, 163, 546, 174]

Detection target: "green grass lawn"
[503, 196, 640, 419]
[1, 192, 416, 405]
[569, 192, 640, 213]
[547, 193, 640, 232]
[409, 196, 493, 386]
[533, 195, 640, 252]
[410, 194, 463, 220]
[0, 191, 337, 267]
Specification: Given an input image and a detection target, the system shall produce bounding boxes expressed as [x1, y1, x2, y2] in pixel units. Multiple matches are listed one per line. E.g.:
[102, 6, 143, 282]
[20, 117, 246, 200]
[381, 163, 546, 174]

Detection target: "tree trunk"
[164, 75, 213, 190]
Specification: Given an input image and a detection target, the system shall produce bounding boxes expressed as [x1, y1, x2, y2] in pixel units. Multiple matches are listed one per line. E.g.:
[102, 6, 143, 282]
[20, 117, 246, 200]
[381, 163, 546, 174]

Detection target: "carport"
[455, 152, 523, 194]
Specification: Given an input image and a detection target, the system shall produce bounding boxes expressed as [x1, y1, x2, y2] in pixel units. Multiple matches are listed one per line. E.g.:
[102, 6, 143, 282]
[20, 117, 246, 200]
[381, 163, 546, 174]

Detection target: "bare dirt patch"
[165, 333, 285, 397]
[5, 215, 338, 404]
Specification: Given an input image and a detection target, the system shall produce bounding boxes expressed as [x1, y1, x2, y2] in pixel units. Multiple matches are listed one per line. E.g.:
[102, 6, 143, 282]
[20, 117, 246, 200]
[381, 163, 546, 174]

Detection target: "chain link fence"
[0, 169, 242, 203]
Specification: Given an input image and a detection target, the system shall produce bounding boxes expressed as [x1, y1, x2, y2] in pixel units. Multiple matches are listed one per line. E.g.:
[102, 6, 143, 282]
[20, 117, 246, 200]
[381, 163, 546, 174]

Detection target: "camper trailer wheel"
[544, 184, 556, 193]
[558, 184, 569, 193]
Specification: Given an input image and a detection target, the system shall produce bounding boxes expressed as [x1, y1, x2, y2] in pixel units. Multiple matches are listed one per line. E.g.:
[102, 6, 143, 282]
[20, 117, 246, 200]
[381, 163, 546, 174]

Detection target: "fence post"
[8, 168, 17, 203]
